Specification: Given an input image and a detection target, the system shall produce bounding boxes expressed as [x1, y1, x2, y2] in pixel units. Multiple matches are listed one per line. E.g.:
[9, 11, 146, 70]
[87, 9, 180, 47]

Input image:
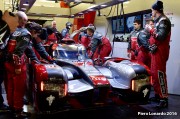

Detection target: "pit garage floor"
[0, 89, 180, 119]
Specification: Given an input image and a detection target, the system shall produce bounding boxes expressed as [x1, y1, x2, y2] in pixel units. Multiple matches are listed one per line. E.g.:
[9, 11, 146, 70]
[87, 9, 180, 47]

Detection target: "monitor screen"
[111, 17, 125, 34]
[125, 15, 142, 33]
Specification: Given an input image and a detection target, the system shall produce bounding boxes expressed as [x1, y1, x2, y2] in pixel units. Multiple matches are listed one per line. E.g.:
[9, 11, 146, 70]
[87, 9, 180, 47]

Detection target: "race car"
[32, 41, 151, 114]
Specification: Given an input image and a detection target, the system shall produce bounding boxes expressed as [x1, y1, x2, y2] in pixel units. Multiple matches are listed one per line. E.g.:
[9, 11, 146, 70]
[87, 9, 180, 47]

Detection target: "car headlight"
[131, 74, 150, 92]
[40, 81, 67, 97]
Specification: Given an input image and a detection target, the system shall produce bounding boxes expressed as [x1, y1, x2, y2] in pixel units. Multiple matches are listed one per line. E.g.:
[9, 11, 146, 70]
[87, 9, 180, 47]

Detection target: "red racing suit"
[149, 15, 171, 99]
[47, 33, 57, 44]
[78, 32, 91, 48]
[127, 28, 143, 60]
[4, 27, 31, 111]
[89, 32, 112, 64]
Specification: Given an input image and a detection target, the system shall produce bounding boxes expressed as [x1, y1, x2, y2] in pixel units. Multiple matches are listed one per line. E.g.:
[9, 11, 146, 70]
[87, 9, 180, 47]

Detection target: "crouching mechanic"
[87, 25, 112, 65]
[4, 11, 31, 118]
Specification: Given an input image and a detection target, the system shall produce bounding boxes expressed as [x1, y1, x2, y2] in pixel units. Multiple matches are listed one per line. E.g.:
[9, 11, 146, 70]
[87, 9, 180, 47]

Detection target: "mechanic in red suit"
[137, 19, 154, 68]
[87, 25, 112, 65]
[61, 22, 72, 39]
[78, 24, 93, 49]
[145, 0, 171, 108]
[4, 11, 31, 118]
[0, 10, 18, 111]
[25, 22, 54, 63]
[24, 22, 55, 104]
[46, 26, 58, 44]
[127, 19, 143, 60]
[78, 30, 90, 48]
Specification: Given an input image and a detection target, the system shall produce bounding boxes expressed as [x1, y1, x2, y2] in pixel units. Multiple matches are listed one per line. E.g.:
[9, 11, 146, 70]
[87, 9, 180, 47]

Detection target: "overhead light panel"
[87, 9, 94, 11]
[100, 5, 107, 7]
[21, 8, 27, 11]
[23, 3, 29, 7]
[88, 5, 98, 9]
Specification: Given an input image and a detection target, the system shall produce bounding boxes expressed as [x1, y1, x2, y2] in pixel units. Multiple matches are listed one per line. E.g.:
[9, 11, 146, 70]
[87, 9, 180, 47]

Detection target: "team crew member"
[51, 20, 58, 32]
[24, 22, 55, 104]
[25, 22, 54, 63]
[78, 25, 92, 49]
[87, 25, 112, 64]
[78, 31, 90, 48]
[0, 10, 18, 111]
[50, 20, 62, 42]
[46, 26, 58, 44]
[4, 11, 31, 118]
[61, 22, 72, 38]
[145, 0, 171, 108]
[137, 19, 154, 67]
[127, 19, 143, 60]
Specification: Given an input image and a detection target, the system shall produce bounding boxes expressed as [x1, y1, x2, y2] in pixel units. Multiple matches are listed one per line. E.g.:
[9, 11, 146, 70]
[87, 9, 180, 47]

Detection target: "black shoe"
[0, 103, 10, 112]
[23, 98, 30, 105]
[149, 94, 160, 102]
[14, 111, 31, 118]
[156, 98, 168, 108]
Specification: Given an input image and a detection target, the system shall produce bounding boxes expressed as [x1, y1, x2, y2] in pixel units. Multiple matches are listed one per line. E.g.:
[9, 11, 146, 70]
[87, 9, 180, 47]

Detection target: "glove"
[148, 44, 157, 53]
[88, 51, 93, 58]
[47, 55, 56, 64]
[49, 60, 57, 64]
[134, 50, 138, 56]
[31, 60, 41, 66]
[94, 58, 103, 66]
[145, 24, 155, 34]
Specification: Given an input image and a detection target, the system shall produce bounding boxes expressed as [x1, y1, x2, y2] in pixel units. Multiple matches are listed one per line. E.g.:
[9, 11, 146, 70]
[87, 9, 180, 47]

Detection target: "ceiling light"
[21, 8, 27, 11]
[88, 5, 97, 9]
[56, 14, 61, 17]
[23, 3, 29, 7]
[100, 5, 107, 7]
[87, 9, 94, 11]
[124, 1, 130, 4]
[75, 0, 81, 2]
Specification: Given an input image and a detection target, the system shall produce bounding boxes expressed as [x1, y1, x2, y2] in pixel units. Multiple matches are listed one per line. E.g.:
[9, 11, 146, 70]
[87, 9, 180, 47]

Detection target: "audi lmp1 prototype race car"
[32, 40, 152, 114]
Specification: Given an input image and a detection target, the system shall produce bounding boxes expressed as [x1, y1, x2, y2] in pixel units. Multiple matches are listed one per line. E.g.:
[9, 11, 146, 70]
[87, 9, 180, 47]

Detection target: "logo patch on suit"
[158, 70, 166, 94]
[23, 37, 29, 42]
[13, 31, 21, 36]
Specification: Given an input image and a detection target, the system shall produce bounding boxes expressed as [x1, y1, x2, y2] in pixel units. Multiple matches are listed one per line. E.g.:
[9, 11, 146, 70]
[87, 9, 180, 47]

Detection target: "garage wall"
[94, 0, 180, 95]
